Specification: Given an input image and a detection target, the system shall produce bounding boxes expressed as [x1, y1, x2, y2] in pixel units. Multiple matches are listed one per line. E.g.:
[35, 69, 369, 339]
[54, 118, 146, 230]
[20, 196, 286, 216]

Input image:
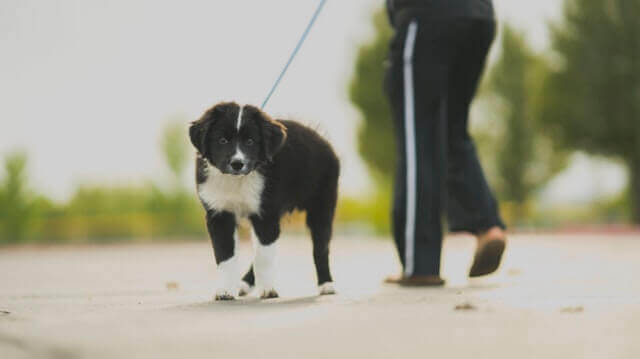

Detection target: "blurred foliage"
[529, 189, 633, 229]
[162, 119, 190, 185]
[55, 184, 204, 242]
[336, 188, 392, 235]
[349, 9, 395, 185]
[541, 0, 640, 223]
[346, 9, 395, 234]
[0, 152, 42, 243]
[0, 121, 206, 245]
[477, 24, 568, 225]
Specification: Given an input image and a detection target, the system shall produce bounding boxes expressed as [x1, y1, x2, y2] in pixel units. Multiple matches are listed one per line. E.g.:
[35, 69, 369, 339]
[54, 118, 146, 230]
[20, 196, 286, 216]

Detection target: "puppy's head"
[189, 102, 287, 176]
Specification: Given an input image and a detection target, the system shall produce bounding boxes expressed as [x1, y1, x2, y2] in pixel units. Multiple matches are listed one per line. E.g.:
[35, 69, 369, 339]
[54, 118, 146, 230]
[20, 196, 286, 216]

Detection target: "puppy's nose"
[230, 160, 244, 171]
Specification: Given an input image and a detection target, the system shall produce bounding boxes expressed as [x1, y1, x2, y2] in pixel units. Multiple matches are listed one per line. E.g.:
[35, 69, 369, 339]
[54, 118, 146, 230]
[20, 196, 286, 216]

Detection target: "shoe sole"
[469, 239, 506, 277]
[384, 276, 445, 287]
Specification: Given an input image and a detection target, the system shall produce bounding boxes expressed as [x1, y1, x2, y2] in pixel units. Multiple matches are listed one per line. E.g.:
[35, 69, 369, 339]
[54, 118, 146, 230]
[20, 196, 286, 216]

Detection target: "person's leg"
[386, 17, 454, 282]
[386, 22, 409, 271]
[446, 19, 504, 235]
[445, 19, 506, 276]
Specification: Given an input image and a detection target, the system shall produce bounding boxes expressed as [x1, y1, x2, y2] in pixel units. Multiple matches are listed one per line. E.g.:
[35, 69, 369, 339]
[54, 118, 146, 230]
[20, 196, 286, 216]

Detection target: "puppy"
[189, 102, 340, 300]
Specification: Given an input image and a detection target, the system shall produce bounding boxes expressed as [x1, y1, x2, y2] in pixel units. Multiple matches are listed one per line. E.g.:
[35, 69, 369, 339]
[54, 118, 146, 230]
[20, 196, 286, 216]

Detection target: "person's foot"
[469, 226, 506, 277]
[384, 274, 445, 287]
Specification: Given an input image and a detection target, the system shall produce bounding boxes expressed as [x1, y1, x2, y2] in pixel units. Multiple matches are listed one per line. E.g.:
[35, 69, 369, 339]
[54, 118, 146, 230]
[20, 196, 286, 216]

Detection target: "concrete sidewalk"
[1, 234, 639, 358]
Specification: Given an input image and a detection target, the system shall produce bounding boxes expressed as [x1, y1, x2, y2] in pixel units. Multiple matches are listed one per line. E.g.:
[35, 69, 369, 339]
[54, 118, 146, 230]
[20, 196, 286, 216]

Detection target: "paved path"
[1, 234, 639, 358]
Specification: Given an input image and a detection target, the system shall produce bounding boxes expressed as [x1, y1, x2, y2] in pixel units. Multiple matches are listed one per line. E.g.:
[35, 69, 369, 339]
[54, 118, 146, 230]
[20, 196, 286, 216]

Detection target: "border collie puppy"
[189, 102, 340, 300]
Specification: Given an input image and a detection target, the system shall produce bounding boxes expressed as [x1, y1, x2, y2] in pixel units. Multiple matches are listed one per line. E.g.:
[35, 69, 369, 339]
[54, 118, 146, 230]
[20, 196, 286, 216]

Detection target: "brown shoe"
[469, 227, 506, 277]
[385, 275, 445, 287]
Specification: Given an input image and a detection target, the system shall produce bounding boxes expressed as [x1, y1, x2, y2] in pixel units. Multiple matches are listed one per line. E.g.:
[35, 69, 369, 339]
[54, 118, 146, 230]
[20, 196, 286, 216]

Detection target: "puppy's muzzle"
[228, 160, 251, 175]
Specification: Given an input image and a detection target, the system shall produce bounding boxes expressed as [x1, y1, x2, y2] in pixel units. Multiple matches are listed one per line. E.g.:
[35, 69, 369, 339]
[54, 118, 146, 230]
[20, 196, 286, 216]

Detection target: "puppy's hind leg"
[307, 210, 335, 295]
[249, 216, 280, 299]
[306, 173, 338, 295]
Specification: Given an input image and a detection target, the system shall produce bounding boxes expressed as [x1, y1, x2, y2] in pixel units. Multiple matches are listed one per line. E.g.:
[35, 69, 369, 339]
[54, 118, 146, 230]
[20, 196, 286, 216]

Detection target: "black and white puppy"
[189, 102, 340, 300]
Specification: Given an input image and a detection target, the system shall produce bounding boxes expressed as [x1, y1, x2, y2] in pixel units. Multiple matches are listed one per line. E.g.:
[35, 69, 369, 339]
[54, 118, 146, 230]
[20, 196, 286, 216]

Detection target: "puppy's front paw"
[259, 288, 279, 299]
[318, 282, 336, 296]
[215, 288, 236, 301]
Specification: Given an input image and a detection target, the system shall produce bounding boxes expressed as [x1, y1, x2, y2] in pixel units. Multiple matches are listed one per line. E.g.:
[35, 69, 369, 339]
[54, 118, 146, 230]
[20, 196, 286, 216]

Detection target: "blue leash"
[261, 0, 328, 110]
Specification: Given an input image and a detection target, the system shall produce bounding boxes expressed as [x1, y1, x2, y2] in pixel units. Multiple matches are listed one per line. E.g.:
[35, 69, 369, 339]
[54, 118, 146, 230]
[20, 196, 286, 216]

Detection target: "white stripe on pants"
[403, 21, 418, 276]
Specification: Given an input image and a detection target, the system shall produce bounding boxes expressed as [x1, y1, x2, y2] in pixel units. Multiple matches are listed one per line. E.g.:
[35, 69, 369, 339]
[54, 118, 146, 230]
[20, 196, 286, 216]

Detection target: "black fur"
[190, 102, 340, 295]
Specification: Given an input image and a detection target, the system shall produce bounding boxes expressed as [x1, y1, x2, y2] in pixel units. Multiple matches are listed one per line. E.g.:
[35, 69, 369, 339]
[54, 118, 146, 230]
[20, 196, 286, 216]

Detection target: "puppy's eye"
[246, 139, 254, 146]
[219, 138, 229, 145]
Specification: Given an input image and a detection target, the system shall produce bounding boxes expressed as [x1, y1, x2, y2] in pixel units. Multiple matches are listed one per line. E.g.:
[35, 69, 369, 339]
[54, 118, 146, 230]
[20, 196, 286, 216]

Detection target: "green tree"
[349, 9, 394, 186]
[0, 152, 37, 243]
[480, 25, 567, 223]
[541, 0, 640, 223]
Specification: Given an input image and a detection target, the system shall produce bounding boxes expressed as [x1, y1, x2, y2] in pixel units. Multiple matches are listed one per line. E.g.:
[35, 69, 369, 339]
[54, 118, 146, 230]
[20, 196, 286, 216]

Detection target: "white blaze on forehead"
[236, 106, 244, 131]
[233, 105, 246, 163]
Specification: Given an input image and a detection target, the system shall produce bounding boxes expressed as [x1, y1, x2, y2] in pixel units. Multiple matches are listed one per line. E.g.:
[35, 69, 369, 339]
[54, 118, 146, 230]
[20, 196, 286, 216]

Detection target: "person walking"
[384, 0, 507, 286]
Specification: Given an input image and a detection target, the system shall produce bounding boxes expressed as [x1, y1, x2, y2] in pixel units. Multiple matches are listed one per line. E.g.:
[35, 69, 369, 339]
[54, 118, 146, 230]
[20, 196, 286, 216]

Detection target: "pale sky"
[2, 0, 621, 202]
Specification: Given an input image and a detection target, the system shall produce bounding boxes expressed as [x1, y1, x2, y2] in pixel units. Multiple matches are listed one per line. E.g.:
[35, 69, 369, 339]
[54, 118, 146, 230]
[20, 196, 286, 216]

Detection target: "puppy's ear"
[189, 103, 232, 156]
[249, 107, 287, 162]
[189, 119, 211, 156]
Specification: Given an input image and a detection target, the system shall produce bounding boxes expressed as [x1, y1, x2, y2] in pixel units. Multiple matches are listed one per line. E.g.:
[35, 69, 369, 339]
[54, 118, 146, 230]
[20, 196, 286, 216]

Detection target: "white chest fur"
[198, 163, 265, 218]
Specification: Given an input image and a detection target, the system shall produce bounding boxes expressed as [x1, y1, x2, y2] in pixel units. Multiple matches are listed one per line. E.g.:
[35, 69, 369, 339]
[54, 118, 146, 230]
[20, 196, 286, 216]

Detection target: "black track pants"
[385, 16, 505, 276]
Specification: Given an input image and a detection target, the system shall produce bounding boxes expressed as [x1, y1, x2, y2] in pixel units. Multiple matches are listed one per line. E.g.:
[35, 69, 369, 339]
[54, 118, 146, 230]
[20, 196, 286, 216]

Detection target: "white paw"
[258, 287, 279, 299]
[318, 282, 336, 296]
[238, 281, 253, 297]
[214, 288, 236, 301]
